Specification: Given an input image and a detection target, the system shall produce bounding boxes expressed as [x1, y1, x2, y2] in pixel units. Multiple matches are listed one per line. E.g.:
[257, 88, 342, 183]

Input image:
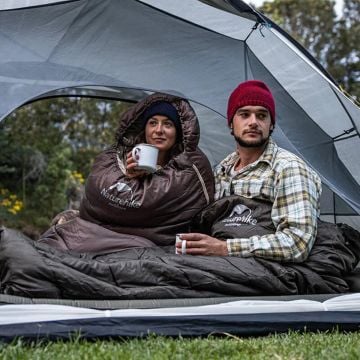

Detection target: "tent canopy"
[0, 0, 359, 228]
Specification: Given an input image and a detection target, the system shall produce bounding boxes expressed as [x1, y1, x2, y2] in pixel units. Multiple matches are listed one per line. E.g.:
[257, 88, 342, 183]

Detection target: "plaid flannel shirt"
[214, 138, 322, 262]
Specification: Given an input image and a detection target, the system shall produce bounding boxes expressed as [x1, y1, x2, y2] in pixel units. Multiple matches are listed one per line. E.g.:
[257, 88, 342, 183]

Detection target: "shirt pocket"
[231, 178, 273, 200]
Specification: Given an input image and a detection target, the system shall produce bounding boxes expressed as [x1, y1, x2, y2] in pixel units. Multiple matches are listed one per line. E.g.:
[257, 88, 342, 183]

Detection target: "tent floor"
[0, 293, 359, 340]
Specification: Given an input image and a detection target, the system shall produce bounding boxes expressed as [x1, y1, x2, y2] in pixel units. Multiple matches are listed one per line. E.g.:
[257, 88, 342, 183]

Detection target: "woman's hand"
[51, 210, 79, 226]
[125, 151, 147, 178]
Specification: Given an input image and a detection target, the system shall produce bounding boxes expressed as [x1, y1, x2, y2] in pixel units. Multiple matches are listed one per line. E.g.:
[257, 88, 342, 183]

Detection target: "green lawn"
[1, 331, 359, 359]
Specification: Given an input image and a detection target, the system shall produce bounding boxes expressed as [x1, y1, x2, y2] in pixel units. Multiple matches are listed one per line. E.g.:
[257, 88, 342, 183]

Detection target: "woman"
[39, 92, 214, 252]
[126, 100, 182, 177]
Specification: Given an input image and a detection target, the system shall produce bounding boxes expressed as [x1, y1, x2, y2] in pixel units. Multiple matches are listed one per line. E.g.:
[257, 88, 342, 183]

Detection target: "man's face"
[231, 105, 273, 148]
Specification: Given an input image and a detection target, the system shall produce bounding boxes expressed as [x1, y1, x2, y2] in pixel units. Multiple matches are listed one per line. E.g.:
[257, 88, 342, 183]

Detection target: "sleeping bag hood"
[79, 93, 215, 245]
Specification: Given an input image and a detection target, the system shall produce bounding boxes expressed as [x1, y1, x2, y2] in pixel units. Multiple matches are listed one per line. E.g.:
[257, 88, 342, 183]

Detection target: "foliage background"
[0, 98, 131, 237]
[0, 0, 359, 237]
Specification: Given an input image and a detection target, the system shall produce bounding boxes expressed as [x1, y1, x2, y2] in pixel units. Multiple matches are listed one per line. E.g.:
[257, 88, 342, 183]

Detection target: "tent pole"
[244, 44, 248, 80]
[243, 22, 261, 82]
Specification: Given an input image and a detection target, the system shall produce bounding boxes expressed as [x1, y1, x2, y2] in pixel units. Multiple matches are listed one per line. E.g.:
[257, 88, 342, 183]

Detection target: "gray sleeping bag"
[0, 196, 359, 299]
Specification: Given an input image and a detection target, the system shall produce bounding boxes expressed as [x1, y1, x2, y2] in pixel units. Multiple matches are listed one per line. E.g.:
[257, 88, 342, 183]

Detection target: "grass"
[0, 331, 359, 359]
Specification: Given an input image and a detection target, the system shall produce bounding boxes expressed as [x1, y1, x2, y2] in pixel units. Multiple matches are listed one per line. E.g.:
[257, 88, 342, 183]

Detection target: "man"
[178, 80, 322, 262]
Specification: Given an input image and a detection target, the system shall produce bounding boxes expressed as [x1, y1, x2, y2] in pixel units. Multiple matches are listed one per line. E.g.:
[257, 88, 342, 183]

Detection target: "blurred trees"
[327, 0, 360, 100]
[259, 0, 360, 101]
[0, 98, 131, 237]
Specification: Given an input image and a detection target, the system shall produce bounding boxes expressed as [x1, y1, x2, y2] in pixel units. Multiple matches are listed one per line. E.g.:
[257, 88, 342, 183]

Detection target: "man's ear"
[269, 125, 274, 135]
[229, 122, 234, 135]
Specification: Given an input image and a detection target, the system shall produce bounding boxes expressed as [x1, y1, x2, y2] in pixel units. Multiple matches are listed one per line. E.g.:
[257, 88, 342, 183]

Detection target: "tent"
[0, 0, 359, 340]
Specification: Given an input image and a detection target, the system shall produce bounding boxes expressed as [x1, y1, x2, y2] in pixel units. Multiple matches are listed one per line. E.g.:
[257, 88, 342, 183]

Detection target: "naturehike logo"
[109, 181, 133, 195]
[101, 181, 141, 208]
[222, 204, 257, 226]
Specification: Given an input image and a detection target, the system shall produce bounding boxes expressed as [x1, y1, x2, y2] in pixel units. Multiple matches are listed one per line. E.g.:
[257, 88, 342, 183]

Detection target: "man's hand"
[125, 151, 147, 178]
[176, 233, 228, 256]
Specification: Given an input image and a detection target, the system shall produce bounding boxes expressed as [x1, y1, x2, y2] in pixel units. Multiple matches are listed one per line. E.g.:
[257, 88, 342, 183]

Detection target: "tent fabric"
[1, 311, 360, 341]
[0, 294, 360, 340]
[0, 0, 359, 229]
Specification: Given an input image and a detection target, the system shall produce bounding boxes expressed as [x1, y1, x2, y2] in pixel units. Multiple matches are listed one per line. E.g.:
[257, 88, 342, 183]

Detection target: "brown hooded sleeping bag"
[39, 93, 214, 252]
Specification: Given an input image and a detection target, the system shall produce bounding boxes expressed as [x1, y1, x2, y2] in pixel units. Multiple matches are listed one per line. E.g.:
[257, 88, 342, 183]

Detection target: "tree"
[0, 97, 131, 235]
[258, 0, 359, 101]
[327, 0, 360, 101]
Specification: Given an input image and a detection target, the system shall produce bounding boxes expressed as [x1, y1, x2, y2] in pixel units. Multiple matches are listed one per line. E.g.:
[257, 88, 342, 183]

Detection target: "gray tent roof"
[0, 0, 359, 229]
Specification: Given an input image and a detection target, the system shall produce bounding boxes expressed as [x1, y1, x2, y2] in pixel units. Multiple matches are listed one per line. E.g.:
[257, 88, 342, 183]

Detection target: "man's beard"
[234, 133, 269, 148]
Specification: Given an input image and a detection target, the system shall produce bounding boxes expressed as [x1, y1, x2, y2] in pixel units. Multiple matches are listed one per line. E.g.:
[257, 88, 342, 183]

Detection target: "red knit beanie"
[227, 80, 275, 125]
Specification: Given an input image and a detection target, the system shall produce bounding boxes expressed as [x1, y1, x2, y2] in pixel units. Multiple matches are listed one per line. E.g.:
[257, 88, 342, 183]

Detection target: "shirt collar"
[259, 137, 277, 168]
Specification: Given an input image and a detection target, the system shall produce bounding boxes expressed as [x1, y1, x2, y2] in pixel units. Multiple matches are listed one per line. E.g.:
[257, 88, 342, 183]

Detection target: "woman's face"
[145, 115, 177, 153]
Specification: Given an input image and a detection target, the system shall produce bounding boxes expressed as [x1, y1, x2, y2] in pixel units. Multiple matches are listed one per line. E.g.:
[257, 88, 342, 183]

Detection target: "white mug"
[175, 234, 187, 255]
[131, 143, 159, 173]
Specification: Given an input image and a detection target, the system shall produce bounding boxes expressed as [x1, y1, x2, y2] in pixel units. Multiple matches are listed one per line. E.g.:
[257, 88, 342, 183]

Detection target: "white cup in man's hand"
[131, 143, 159, 173]
[175, 234, 187, 255]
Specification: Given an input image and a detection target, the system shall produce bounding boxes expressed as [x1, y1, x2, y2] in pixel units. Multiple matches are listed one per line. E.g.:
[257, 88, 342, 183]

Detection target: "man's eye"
[257, 113, 267, 120]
